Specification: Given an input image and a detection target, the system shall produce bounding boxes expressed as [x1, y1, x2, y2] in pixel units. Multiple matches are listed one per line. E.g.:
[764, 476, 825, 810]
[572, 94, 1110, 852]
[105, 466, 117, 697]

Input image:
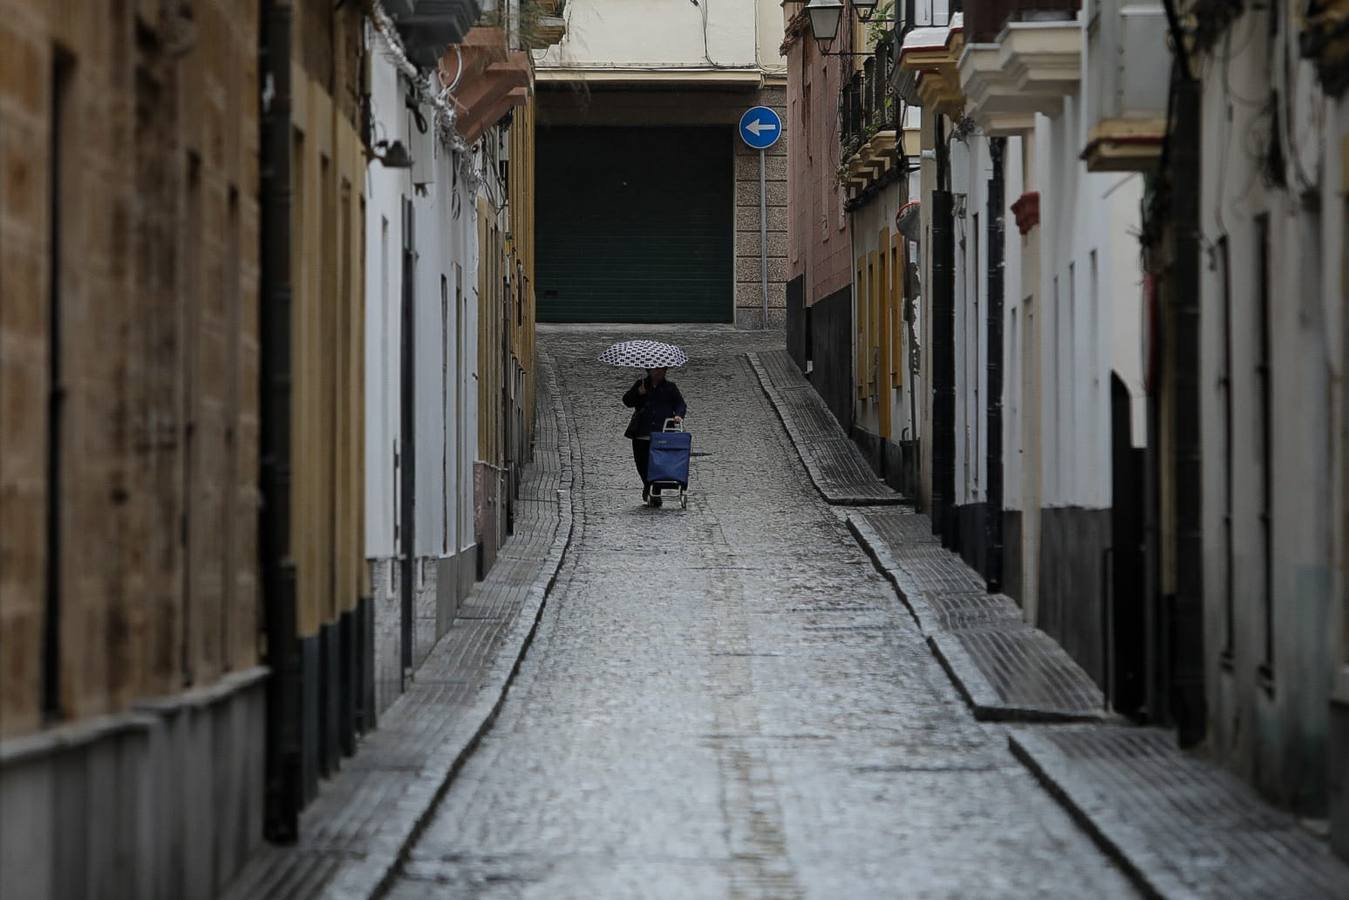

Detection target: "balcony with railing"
[523, 0, 569, 49]
[964, 0, 1079, 41]
[387, 0, 485, 66]
[1081, 0, 1167, 171]
[842, 35, 900, 156]
[840, 33, 904, 197]
[446, 24, 534, 143]
[894, 11, 965, 117]
[957, 0, 1082, 135]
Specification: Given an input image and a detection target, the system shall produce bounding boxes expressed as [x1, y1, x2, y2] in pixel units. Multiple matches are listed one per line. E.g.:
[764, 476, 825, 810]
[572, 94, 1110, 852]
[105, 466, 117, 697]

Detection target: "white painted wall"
[950, 135, 985, 507]
[535, 0, 785, 71]
[1194, 7, 1347, 803]
[412, 137, 477, 560]
[1028, 95, 1144, 513]
[365, 53, 407, 564]
[917, 111, 937, 513]
[364, 50, 480, 565]
[1002, 135, 1027, 514]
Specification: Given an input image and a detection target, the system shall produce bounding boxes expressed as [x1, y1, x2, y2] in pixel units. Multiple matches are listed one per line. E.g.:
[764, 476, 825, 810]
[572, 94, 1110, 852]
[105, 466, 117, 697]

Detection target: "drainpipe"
[399, 199, 416, 688]
[931, 116, 956, 544]
[259, 0, 301, 843]
[1169, 73, 1206, 747]
[985, 137, 1006, 591]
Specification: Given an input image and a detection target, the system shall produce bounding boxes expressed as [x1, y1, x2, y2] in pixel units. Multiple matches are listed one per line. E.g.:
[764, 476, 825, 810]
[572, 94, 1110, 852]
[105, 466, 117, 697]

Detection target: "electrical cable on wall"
[444, 45, 465, 93]
[365, 0, 483, 193]
[1277, 4, 1323, 195]
[695, 0, 733, 69]
[1210, 26, 1238, 242]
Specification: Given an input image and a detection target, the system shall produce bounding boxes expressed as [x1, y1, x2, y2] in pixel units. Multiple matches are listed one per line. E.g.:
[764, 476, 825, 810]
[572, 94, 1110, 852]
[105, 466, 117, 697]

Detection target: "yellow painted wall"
[853, 226, 900, 439]
[289, 62, 366, 640]
[510, 98, 539, 441]
[0, 0, 263, 735]
[480, 93, 541, 471]
[878, 227, 892, 438]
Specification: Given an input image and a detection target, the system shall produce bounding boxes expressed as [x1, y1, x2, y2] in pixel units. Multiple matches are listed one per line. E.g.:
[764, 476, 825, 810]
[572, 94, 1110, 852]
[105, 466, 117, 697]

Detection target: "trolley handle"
[662, 418, 685, 432]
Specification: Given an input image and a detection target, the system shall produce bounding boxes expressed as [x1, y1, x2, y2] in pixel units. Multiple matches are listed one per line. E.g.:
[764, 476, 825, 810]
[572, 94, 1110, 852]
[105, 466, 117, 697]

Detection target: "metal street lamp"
[851, 0, 879, 22]
[804, 0, 844, 50]
[805, 0, 895, 55]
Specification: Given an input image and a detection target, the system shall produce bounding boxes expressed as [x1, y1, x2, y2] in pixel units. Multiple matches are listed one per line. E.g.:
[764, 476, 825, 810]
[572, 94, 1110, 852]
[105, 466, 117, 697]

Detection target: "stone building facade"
[0, 0, 265, 895]
[781, 2, 859, 429]
[531, 0, 788, 327]
[257, 0, 372, 841]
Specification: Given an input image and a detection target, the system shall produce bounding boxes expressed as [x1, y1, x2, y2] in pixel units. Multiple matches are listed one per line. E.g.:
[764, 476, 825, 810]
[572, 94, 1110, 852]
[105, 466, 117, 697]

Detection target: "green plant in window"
[486, 0, 563, 50]
[868, 3, 895, 47]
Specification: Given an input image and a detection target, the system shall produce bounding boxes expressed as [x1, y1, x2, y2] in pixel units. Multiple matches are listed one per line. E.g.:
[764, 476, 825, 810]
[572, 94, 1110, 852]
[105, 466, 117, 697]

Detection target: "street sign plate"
[738, 106, 782, 151]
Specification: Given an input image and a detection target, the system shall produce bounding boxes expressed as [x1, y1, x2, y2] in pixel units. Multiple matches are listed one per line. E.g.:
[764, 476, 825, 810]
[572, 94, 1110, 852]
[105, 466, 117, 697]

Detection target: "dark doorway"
[1110, 374, 1146, 716]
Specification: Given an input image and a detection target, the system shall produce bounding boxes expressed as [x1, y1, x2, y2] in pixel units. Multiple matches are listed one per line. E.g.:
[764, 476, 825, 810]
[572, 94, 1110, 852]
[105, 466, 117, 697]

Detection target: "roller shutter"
[536, 126, 733, 323]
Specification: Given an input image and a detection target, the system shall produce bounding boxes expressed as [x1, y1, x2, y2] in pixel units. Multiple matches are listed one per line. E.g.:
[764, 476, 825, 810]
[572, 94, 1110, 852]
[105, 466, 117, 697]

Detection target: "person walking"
[623, 367, 687, 506]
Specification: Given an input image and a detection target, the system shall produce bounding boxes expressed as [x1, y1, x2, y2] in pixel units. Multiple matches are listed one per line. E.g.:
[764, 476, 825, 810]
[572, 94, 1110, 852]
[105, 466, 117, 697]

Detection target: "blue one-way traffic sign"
[738, 106, 782, 151]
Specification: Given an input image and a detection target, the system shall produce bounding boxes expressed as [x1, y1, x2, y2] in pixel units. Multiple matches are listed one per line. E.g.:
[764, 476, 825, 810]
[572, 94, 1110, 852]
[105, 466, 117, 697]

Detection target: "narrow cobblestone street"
[387, 327, 1136, 898]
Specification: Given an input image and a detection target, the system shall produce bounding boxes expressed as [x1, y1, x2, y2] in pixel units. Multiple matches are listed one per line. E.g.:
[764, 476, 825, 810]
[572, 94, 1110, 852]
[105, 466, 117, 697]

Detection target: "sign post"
[738, 106, 782, 329]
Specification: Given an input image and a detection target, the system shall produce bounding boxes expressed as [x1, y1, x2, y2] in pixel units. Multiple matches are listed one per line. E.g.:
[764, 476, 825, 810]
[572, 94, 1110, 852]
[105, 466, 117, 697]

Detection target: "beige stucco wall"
[535, 0, 785, 74]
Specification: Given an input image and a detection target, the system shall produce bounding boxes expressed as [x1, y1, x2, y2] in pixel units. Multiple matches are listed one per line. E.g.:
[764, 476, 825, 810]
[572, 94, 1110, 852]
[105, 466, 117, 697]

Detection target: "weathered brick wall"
[0, 0, 260, 738]
[782, 33, 854, 307]
[0, 0, 50, 738]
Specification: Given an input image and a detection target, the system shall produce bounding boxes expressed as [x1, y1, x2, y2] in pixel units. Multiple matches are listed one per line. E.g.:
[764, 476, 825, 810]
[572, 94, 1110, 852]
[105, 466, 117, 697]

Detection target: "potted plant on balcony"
[868, 2, 894, 46]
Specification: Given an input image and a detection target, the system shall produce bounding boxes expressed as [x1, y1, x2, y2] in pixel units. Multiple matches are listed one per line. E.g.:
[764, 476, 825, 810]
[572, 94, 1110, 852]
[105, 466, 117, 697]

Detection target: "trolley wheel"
[680, 492, 688, 509]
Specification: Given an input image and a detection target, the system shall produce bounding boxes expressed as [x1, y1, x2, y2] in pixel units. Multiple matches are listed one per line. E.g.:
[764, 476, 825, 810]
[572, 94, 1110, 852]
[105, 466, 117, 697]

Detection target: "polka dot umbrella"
[597, 339, 689, 369]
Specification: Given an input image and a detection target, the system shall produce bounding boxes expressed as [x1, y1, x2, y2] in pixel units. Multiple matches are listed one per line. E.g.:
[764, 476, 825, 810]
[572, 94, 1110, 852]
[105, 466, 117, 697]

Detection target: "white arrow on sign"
[746, 119, 778, 137]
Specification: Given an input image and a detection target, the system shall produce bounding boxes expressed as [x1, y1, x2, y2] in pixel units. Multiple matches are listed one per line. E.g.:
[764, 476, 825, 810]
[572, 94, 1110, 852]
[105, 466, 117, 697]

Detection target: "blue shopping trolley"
[647, 419, 691, 509]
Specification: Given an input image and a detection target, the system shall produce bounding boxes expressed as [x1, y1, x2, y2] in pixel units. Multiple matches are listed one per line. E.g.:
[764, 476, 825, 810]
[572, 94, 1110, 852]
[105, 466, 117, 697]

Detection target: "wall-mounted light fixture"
[851, 0, 880, 22]
[369, 139, 414, 169]
[804, 0, 891, 55]
[805, 0, 845, 51]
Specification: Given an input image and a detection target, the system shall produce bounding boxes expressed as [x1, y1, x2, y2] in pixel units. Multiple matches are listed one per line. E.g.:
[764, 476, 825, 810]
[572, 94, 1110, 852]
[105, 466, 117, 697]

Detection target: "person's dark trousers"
[632, 438, 650, 485]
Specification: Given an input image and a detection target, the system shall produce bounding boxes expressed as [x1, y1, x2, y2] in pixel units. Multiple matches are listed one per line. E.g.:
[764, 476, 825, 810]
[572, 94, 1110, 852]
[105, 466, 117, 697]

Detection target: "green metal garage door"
[536, 126, 733, 323]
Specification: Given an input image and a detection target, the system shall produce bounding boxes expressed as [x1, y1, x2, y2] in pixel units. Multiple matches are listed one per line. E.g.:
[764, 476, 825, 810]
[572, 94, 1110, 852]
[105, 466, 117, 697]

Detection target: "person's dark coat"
[622, 376, 687, 439]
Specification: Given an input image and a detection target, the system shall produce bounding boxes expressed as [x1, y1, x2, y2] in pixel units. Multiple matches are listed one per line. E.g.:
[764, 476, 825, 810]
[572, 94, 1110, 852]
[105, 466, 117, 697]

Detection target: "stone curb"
[1007, 727, 1349, 899]
[1006, 730, 1174, 900]
[926, 631, 1104, 724]
[845, 511, 933, 634]
[846, 511, 1105, 724]
[322, 352, 578, 900]
[745, 352, 905, 506]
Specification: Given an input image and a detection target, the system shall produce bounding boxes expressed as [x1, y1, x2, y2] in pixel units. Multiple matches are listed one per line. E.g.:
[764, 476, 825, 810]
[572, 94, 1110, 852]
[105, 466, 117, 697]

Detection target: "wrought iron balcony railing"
[895, 0, 964, 38]
[842, 31, 900, 158]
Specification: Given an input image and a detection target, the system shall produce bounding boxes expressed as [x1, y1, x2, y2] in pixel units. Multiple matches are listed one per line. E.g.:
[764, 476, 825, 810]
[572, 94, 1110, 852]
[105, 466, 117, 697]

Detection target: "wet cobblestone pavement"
[387, 326, 1137, 899]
